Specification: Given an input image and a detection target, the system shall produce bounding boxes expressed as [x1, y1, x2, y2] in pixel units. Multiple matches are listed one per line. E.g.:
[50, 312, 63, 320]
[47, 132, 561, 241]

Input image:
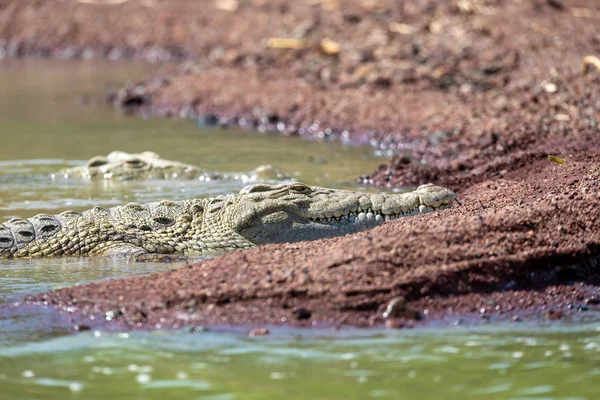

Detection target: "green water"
[0, 60, 599, 399]
[1, 326, 599, 399]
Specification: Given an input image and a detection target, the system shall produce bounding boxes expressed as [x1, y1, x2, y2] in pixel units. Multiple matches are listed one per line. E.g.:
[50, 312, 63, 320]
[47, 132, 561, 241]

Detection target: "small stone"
[371, 75, 392, 88]
[130, 309, 148, 323]
[542, 82, 558, 93]
[320, 38, 341, 55]
[197, 114, 220, 128]
[585, 296, 600, 305]
[382, 297, 405, 318]
[511, 315, 522, 322]
[73, 324, 91, 332]
[546, 0, 565, 11]
[385, 318, 405, 329]
[249, 328, 270, 337]
[188, 325, 207, 333]
[544, 309, 563, 320]
[382, 297, 421, 320]
[369, 315, 385, 326]
[292, 307, 312, 320]
[214, 0, 239, 12]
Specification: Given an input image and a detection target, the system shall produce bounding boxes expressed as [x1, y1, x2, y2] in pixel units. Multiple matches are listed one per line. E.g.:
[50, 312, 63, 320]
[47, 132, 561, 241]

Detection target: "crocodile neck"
[0, 197, 253, 258]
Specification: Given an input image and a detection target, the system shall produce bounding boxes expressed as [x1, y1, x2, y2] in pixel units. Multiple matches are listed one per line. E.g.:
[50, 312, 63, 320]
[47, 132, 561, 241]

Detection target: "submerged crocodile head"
[61, 151, 201, 180]
[221, 182, 456, 245]
[60, 151, 291, 182]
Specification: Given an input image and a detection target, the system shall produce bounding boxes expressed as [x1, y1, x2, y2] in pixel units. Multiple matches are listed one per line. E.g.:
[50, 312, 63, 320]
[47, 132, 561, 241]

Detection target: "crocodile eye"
[125, 158, 145, 169]
[290, 183, 310, 193]
[239, 183, 276, 194]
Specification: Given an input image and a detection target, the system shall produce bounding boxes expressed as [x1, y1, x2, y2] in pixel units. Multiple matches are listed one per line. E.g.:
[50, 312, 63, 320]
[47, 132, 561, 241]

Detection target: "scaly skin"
[59, 150, 290, 182]
[0, 182, 455, 259]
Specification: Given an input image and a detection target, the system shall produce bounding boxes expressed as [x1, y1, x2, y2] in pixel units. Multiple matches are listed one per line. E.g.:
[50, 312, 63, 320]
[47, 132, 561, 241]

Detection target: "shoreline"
[21, 152, 600, 331]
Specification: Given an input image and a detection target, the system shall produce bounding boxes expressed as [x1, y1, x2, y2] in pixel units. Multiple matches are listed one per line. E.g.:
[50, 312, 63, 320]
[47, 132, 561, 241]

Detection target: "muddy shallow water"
[1, 60, 600, 399]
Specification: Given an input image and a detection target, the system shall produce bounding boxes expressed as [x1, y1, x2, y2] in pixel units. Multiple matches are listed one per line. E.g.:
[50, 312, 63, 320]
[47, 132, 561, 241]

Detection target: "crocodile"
[58, 151, 290, 182]
[0, 182, 455, 259]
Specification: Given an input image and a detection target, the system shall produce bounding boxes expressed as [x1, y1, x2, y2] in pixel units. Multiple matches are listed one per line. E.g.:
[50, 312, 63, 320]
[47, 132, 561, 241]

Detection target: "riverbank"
[25, 151, 600, 330]
[2, 0, 600, 330]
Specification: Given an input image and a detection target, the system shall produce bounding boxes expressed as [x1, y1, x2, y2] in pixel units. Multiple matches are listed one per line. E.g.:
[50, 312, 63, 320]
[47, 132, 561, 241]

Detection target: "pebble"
[292, 307, 312, 320]
[382, 297, 420, 320]
[542, 82, 558, 93]
[585, 296, 600, 305]
[73, 324, 91, 331]
[249, 328, 270, 337]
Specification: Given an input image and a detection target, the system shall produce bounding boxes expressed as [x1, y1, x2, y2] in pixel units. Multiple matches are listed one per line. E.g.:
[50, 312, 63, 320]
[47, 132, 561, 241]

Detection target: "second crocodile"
[58, 151, 290, 182]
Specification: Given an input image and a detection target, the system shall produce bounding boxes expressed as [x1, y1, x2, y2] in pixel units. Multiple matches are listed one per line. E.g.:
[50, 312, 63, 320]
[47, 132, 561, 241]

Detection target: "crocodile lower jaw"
[310, 203, 450, 224]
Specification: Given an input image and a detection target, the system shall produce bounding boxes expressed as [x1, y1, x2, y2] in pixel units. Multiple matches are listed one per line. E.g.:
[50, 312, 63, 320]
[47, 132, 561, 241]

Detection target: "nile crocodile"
[58, 151, 290, 182]
[0, 182, 455, 259]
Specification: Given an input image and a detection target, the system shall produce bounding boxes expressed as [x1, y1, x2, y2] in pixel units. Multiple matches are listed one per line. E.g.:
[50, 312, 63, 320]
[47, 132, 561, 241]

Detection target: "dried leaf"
[266, 38, 305, 49]
[427, 20, 443, 34]
[308, 0, 339, 10]
[320, 38, 340, 55]
[388, 22, 415, 35]
[352, 65, 373, 80]
[214, 0, 238, 11]
[582, 55, 600, 76]
[77, 0, 129, 4]
[455, 0, 475, 14]
[570, 7, 600, 19]
[548, 155, 565, 164]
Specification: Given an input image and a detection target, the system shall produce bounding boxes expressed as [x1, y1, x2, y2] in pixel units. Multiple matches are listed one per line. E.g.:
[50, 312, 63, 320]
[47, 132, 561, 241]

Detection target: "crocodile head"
[62, 151, 200, 180]
[223, 182, 456, 245]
